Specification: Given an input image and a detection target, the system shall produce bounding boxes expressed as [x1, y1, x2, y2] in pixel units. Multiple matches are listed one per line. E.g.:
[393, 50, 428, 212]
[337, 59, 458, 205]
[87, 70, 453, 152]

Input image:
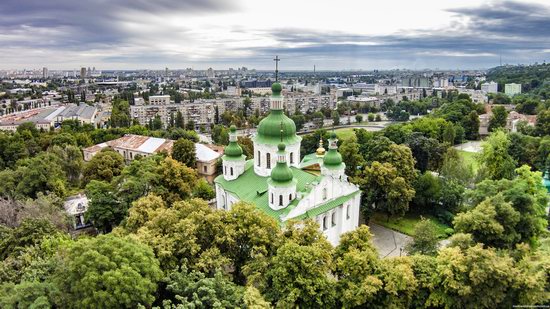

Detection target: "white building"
[505, 83, 522, 96]
[481, 81, 498, 94]
[214, 82, 361, 246]
[149, 95, 171, 105]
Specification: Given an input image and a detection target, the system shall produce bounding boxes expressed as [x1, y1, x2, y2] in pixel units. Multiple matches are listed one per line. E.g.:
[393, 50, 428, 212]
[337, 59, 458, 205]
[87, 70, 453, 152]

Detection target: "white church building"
[214, 79, 360, 246]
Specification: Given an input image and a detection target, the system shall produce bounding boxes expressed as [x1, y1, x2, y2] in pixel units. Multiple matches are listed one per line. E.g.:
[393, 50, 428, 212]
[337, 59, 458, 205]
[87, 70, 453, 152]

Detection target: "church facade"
[214, 81, 360, 246]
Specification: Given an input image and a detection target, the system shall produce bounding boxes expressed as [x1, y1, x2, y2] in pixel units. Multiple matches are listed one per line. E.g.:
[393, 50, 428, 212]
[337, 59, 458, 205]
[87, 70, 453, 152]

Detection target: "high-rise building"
[481, 81, 498, 94]
[505, 83, 522, 96]
[42, 67, 48, 79]
[207, 68, 215, 78]
[80, 67, 86, 78]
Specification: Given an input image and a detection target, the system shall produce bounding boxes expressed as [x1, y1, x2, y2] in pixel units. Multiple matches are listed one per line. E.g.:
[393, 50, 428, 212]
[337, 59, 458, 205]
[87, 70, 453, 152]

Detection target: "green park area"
[334, 127, 357, 141]
[371, 212, 451, 238]
[457, 150, 479, 172]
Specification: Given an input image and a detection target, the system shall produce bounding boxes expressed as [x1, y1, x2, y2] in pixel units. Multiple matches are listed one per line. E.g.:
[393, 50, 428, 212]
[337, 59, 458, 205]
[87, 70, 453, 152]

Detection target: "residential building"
[481, 81, 498, 93]
[82, 134, 221, 177]
[505, 83, 522, 96]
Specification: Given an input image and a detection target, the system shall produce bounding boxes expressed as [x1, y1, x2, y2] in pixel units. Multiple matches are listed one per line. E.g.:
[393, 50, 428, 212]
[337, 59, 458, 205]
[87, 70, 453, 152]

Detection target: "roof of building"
[59, 104, 97, 119]
[215, 160, 322, 222]
[196, 143, 222, 162]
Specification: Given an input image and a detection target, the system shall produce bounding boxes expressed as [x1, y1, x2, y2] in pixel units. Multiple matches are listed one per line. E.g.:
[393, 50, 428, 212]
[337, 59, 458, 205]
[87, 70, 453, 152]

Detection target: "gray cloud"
[0, 0, 548, 69]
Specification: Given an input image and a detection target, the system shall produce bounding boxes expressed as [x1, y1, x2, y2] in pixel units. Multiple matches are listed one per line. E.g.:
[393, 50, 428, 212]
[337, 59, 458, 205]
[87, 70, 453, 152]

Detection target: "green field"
[371, 212, 451, 238]
[457, 150, 479, 173]
[334, 128, 356, 141]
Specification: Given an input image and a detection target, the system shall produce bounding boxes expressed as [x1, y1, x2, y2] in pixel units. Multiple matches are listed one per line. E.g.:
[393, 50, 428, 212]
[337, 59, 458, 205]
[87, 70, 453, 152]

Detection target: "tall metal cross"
[273, 55, 280, 82]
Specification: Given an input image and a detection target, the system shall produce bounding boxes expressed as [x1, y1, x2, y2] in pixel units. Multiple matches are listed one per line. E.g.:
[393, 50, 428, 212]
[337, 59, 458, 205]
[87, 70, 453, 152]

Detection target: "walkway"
[368, 223, 412, 258]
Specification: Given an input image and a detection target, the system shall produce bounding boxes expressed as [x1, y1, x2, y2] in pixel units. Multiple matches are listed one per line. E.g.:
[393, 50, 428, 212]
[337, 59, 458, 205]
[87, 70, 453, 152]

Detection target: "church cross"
[273, 55, 280, 82]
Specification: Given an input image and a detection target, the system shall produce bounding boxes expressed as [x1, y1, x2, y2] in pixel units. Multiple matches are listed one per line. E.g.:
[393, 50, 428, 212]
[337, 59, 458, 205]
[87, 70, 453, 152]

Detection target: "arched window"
[257, 151, 261, 166]
[271, 193, 273, 204]
[289, 193, 292, 201]
[230, 167, 234, 176]
[279, 195, 283, 206]
[130, 152, 133, 160]
[266, 153, 271, 169]
[323, 216, 328, 230]
[346, 205, 351, 219]
[322, 188, 327, 200]
[224, 166, 227, 174]
[290, 152, 294, 164]
[332, 212, 337, 227]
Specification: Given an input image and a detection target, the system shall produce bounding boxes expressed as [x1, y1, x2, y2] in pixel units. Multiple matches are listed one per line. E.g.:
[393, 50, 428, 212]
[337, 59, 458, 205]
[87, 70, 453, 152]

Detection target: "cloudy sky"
[1, 0, 549, 70]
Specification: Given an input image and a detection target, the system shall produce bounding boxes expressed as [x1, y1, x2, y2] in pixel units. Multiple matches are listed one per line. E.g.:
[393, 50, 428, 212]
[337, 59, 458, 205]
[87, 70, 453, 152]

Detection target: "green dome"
[224, 142, 243, 157]
[224, 126, 243, 157]
[271, 82, 282, 96]
[256, 110, 299, 144]
[270, 144, 293, 184]
[323, 148, 343, 167]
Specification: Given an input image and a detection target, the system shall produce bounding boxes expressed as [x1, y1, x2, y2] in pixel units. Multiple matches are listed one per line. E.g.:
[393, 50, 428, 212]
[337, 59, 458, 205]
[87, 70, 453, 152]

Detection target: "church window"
[230, 167, 234, 176]
[258, 151, 261, 166]
[271, 193, 273, 204]
[289, 193, 292, 201]
[323, 216, 328, 230]
[322, 188, 327, 200]
[224, 166, 227, 175]
[279, 195, 283, 206]
[346, 205, 351, 219]
[332, 212, 337, 227]
[267, 153, 271, 168]
[290, 152, 294, 164]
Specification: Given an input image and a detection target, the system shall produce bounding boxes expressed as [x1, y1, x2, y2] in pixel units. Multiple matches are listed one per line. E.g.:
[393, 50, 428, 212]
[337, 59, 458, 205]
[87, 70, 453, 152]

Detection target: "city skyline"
[1, 0, 549, 70]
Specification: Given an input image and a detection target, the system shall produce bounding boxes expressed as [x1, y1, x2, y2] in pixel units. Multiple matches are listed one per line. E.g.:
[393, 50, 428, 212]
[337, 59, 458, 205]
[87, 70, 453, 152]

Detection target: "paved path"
[454, 140, 483, 153]
[368, 223, 412, 258]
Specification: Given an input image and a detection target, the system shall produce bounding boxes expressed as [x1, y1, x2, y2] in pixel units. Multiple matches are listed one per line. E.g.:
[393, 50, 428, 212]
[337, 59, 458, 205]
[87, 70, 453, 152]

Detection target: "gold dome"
[316, 138, 326, 157]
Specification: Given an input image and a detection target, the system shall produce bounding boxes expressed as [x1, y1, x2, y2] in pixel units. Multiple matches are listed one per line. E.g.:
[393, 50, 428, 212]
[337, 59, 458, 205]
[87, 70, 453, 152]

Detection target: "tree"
[488, 106, 508, 132]
[331, 110, 340, 126]
[339, 135, 364, 177]
[477, 130, 516, 180]
[439, 148, 474, 185]
[55, 235, 162, 308]
[428, 244, 548, 308]
[454, 194, 520, 248]
[465, 165, 548, 247]
[406, 133, 446, 173]
[412, 172, 441, 212]
[151, 114, 163, 130]
[193, 178, 215, 200]
[49, 145, 83, 187]
[85, 180, 124, 233]
[172, 138, 196, 167]
[355, 114, 363, 123]
[356, 161, 415, 219]
[12, 152, 68, 199]
[333, 226, 383, 307]
[82, 148, 125, 185]
[175, 111, 185, 128]
[368, 113, 375, 122]
[157, 157, 198, 203]
[263, 240, 336, 308]
[462, 111, 480, 140]
[163, 267, 245, 308]
[535, 109, 550, 136]
[110, 99, 131, 128]
[406, 218, 439, 255]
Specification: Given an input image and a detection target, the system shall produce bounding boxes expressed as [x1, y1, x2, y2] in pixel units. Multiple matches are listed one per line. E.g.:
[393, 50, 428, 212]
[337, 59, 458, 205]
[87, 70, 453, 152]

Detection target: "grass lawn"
[370, 212, 451, 238]
[457, 150, 479, 173]
[334, 128, 356, 141]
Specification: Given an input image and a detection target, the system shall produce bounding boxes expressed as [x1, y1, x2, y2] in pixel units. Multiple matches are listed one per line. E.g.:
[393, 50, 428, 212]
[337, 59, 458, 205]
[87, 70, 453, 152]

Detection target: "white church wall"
[253, 141, 300, 177]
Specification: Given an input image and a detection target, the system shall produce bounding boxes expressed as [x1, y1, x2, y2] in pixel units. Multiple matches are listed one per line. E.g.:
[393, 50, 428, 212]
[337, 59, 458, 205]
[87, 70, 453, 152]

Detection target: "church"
[214, 70, 360, 246]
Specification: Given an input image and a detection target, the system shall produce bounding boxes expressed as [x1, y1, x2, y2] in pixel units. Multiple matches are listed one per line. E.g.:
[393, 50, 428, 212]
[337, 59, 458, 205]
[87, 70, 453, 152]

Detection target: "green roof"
[270, 144, 294, 184]
[293, 190, 361, 220]
[215, 160, 322, 222]
[299, 153, 323, 169]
